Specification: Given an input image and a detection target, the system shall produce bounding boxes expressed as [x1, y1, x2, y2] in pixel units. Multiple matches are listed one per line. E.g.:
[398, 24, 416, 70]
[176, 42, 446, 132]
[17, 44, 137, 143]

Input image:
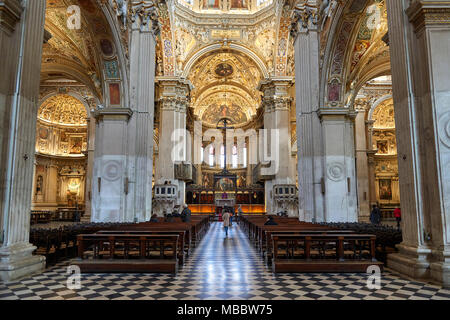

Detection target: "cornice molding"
[94, 107, 133, 122]
[0, 0, 23, 34]
[407, 1, 450, 33]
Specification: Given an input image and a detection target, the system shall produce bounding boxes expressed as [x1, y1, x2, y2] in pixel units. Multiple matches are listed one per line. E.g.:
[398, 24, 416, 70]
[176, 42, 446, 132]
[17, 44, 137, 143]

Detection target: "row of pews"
[239, 215, 384, 273]
[30, 223, 133, 266]
[73, 216, 211, 274]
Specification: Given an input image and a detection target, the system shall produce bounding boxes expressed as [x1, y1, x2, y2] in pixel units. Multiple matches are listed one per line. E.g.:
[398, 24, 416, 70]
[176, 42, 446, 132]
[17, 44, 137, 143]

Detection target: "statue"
[319, 0, 338, 29]
[111, 0, 128, 29]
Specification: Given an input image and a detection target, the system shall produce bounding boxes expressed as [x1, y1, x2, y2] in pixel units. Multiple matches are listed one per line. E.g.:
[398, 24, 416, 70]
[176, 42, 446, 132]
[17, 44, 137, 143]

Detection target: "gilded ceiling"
[161, 0, 294, 78]
[42, 0, 117, 98]
[38, 94, 88, 126]
[177, 0, 274, 14]
[188, 50, 262, 126]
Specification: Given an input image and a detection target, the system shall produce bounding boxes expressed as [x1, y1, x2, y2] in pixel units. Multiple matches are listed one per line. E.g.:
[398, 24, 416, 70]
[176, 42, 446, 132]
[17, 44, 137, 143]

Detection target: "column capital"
[0, 0, 23, 34]
[290, 1, 322, 39]
[407, 0, 450, 33]
[109, 0, 160, 35]
[129, 0, 160, 34]
[259, 78, 293, 112]
[258, 77, 294, 95]
[156, 77, 192, 112]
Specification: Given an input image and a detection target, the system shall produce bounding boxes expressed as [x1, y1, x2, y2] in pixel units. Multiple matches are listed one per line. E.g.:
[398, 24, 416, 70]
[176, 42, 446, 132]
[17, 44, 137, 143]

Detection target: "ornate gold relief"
[38, 94, 88, 126]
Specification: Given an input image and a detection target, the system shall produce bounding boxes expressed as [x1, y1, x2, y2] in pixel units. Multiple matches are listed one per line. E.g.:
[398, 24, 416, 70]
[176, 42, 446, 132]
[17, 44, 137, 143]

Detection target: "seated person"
[150, 214, 159, 222]
[164, 213, 174, 222]
[264, 215, 278, 225]
[172, 206, 181, 218]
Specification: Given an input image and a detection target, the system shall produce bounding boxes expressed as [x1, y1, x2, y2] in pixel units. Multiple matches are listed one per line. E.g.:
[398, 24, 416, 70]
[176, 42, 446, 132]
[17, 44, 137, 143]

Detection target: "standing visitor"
[237, 205, 243, 223]
[370, 204, 381, 225]
[223, 210, 231, 238]
[394, 207, 402, 230]
[181, 204, 191, 223]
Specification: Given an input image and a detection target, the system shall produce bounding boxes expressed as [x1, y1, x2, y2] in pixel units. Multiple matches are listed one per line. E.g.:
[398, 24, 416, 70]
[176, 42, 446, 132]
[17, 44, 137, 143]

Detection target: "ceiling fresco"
[42, 0, 117, 98]
[188, 50, 263, 126]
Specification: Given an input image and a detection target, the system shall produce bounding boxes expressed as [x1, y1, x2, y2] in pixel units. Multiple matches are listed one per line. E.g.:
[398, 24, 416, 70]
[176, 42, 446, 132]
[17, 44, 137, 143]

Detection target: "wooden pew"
[97, 230, 186, 265]
[271, 233, 383, 273]
[74, 234, 179, 273]
[264, 229, 356, 265]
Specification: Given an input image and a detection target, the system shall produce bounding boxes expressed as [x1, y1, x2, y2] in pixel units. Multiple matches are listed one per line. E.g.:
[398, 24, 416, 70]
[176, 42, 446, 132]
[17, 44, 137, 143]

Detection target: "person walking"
[223, 210, 231, 238]
[370, 204, 382, 225]
[394, 207, 402, 230]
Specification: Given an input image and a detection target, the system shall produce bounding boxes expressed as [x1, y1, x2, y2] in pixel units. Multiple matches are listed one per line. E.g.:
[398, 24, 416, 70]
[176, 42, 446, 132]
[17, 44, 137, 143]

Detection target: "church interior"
[0, 0, 449, 300]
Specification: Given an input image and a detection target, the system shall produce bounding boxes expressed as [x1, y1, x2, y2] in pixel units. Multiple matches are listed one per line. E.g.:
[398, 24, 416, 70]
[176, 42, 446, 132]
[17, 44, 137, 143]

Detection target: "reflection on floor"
[1, 222, 449, 300]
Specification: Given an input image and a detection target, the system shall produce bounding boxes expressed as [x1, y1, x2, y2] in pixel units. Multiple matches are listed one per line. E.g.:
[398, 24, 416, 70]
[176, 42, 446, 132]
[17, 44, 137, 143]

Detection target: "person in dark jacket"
[164, 213, 174, 222]
[181, 204, 191, 223]
[264, 215, 278, 225]
[370, 205, 382, 225]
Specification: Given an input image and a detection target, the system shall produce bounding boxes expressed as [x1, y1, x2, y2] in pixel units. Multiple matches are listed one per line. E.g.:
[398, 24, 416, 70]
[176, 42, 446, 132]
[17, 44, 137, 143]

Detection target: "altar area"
[186, 165, 266, 219]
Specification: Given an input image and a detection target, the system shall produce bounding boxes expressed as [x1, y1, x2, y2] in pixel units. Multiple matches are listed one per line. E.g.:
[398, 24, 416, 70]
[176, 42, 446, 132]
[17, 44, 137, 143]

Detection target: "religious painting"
[104, 60, 119, 79]
[377, 140, 389, 154]
[202, 173, 212, 188]
[202, 104, 248, 126]
[231, 0, 247, 9]
[217, 178, 235, 191]
[204, 0, 220, 9]
[328, 80, 341, 102]
[379, 179, 392, 200]
[109, 83, 121, 106]
[237, 175, 246, 188]
[215, 63, 234, 77]
[100, 39, 114, 57]
[69, 136, 83, 154]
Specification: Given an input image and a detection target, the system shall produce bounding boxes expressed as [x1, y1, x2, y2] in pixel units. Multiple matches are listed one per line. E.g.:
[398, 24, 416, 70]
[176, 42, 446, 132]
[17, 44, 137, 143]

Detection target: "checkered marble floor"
[1, 222, 449, 300]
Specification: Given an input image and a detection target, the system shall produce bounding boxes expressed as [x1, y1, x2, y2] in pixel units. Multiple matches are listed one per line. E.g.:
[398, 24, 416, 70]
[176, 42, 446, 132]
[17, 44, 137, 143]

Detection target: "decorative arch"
[368, 94, 393, 121]
[181, 43, 270, 79]
[39, 90, 98, 119]
[321, 0, 375, 107]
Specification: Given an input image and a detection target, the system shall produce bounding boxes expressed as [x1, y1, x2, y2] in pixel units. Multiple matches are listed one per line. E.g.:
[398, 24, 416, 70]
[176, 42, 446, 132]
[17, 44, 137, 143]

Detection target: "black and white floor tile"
[1, 222, 449, 300]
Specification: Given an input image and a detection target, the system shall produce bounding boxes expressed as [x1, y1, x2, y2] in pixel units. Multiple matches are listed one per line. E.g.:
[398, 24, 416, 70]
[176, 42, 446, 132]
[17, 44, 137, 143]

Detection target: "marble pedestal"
[0, 243, 45, 283]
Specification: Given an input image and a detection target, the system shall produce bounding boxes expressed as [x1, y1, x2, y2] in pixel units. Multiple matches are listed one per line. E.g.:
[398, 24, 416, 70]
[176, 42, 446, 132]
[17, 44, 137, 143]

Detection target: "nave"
[0, 223, 449, 300]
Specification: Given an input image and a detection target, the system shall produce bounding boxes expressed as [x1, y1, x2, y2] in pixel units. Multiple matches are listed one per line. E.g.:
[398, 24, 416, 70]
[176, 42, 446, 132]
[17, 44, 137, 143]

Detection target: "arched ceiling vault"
[42, 0, 122, 101]
[188, 48, 264, 127]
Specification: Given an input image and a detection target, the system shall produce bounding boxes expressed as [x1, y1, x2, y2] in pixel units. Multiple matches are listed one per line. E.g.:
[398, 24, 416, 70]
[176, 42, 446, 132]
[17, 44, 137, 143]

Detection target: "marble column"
[154, 77, 191, 212]
[319, 109, 358, 222]
[366, 120, 378, 208]
[92, 3, 158, 223]
[82, 117, 95, 222]
[292, 6, 324, 222]
[0, 0, 46, 282]
[355, 109, 370, 222]
[292, 4, 358, 223]
[386, 0, 450, 286]
[259, 79, 296, 216]
[126, 11, 157, 223]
